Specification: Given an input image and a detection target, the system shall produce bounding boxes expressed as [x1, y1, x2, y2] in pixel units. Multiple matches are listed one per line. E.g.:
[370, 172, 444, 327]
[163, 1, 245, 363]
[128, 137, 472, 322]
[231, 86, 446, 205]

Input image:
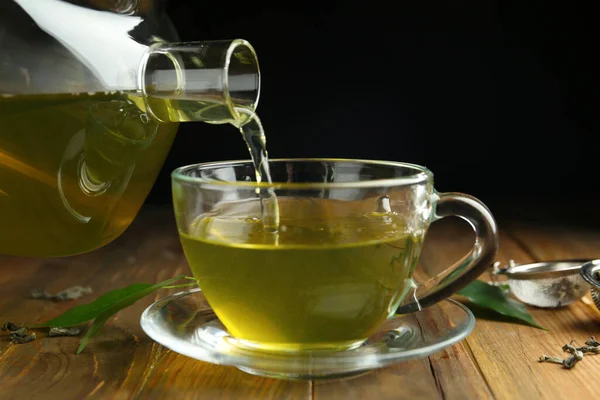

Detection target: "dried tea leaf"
[54, 286, 93, 301]
[30, 289, 54, 300]
[11, 333, 36, 344]
[539, 337, 600, 370]
[31, 286, 93, 301]
[458, 280, 547, 330]
[9, 327, 36, 344]
[562, 341, 584, 369]
[585, 336, 600, 347]
[538, 355, 563, 364]
[11, 327, 28, 336]
[1, 321, 22, 331]
[577, 345, 600, 354]
[49, 327, 80, 337]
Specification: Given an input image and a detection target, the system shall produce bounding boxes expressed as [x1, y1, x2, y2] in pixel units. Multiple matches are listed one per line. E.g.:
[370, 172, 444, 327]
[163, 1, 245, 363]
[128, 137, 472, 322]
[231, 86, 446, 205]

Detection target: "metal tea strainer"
[579, 260, 600, 312]
[492, 259, 592, 308]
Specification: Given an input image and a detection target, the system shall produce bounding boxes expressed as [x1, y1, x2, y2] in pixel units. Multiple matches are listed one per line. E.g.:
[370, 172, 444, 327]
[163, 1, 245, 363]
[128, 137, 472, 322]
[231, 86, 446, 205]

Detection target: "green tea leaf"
[77, 309, 113, 354]
[33, 283, 154, 328]
[33, 275, 187, 353]
[458, 280, 548, 330]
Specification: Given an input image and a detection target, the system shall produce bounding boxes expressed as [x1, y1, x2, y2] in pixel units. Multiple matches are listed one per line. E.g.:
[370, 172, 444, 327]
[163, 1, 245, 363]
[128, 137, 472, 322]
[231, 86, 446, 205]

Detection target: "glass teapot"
[0, 0, 260, 256]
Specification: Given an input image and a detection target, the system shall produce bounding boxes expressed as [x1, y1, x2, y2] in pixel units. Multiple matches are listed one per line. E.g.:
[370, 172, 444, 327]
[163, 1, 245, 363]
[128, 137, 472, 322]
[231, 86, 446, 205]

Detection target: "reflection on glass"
[83, 100, 158, 189]
[58, 98, 159, 224]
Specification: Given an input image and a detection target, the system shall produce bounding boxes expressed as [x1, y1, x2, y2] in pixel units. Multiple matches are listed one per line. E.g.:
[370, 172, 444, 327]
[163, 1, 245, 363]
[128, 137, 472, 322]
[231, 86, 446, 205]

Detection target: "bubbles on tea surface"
[376, 195, 392, 214]
[366, 195, 401, 227]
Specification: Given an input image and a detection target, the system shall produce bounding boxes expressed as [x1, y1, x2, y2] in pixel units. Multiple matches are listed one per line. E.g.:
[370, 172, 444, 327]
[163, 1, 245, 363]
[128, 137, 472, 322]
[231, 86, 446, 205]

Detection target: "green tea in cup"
[172, 159, 497, 353]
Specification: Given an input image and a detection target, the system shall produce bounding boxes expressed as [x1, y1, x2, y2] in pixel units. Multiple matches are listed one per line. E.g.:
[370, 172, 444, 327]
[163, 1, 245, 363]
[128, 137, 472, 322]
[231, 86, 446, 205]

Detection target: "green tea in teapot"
[0, 92, 178, 256]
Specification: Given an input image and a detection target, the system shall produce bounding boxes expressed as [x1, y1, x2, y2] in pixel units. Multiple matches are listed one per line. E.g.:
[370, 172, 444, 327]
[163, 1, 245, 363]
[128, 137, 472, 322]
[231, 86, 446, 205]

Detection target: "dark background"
[146, 1, 597, 225]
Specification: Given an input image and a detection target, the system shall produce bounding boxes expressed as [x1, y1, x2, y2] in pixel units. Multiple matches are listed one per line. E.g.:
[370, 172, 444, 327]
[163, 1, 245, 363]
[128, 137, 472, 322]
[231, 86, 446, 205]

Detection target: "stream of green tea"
[233, 107, 280, 234]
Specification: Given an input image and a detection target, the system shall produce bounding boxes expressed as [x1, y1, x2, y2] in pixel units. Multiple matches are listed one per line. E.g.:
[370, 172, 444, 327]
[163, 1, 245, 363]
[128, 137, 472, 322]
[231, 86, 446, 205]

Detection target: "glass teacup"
[172, 159, 498, 353]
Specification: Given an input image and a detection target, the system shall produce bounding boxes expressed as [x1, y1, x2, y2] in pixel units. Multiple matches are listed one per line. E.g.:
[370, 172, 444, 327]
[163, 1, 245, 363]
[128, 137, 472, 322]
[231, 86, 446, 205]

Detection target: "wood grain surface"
[1, 208, 599, 399]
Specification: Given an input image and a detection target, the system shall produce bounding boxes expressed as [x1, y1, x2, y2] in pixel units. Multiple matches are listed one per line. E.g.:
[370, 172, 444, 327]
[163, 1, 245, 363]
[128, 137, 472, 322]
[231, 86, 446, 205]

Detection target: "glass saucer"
[140, 289, 475, 380]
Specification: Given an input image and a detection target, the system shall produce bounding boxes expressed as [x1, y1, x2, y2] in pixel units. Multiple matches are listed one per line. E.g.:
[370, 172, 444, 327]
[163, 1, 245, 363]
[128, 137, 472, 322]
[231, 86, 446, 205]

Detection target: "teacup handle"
[396, 192, 499, 314]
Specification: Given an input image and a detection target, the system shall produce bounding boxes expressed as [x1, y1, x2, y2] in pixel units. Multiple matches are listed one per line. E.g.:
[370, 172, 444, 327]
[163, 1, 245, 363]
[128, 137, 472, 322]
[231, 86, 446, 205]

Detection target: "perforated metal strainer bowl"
[493, 259, 591, 308]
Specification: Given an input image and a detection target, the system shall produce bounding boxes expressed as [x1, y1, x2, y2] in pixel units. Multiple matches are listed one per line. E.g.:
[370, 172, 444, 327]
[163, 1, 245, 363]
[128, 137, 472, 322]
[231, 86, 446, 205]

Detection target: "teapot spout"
[140, 40, 260, 124]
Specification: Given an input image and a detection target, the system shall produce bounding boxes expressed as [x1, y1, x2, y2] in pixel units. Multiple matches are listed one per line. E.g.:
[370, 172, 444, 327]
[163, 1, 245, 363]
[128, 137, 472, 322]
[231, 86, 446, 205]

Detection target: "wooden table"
[1, 207, 599, 400]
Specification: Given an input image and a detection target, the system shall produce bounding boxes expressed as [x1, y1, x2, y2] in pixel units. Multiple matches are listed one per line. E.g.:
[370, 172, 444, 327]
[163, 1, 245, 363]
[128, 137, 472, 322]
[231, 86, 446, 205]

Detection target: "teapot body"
[0, 0, 180, 256]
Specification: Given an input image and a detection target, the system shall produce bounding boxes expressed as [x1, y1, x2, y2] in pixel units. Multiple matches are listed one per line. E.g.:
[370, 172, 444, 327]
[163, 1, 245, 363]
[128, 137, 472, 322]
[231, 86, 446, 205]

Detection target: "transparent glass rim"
[171, 158, 433, 189]
[224, 39, 261, 121]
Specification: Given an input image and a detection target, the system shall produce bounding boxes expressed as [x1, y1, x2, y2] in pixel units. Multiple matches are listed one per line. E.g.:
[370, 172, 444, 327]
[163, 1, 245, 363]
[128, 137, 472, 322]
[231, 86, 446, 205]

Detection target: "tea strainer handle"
[396, 192, 499, 314]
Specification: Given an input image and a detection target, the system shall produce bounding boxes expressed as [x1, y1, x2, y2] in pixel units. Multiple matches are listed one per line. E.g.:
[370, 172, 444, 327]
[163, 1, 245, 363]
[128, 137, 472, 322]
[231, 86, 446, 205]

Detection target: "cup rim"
[171, 158, 433, 189]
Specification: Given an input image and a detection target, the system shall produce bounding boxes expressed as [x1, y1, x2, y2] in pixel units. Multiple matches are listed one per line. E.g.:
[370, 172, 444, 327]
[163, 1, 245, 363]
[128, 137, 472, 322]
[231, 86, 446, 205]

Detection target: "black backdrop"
[145, 1, 597, 225]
